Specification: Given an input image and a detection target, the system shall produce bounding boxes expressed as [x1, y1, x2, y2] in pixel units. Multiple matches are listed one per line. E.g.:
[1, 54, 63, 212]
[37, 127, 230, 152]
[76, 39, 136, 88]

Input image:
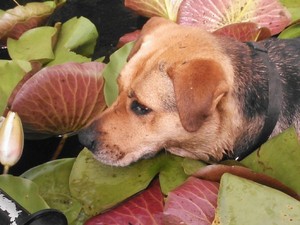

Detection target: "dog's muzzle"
[78, 124, 97, 152]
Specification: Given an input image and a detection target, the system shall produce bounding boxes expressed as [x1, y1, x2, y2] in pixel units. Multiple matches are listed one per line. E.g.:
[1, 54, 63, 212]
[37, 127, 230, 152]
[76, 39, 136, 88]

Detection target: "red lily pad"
[84, 179, 164, 225]
[213, 22, 271, 41]
[177, 0, 291, 35]
[7, 62, 106, 138]
[163, 177, 219, 225]
[0, 2, 59, 44]
[193, 164, 300, 201]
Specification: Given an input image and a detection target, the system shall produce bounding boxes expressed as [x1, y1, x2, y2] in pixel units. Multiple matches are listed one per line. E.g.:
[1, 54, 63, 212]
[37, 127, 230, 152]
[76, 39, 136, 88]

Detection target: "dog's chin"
[92, 148, 160, 167]
[167, 147, 210, 162]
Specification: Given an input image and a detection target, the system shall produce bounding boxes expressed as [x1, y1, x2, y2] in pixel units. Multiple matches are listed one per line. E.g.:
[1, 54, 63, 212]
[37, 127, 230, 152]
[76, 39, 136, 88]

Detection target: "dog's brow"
[128, 89, 136, 98]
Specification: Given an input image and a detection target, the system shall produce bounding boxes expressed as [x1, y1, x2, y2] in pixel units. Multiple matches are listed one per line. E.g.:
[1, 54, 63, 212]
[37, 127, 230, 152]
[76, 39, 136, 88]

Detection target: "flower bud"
[0, 111, 24, 173]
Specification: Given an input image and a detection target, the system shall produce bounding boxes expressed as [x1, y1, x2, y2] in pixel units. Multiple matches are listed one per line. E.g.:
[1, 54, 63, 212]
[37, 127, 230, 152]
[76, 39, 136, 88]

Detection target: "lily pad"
[0, 174, 49, 214]
[213, 22, 271, 41]
[241, 127, 300, 194]
[0, 59, 31, 115]
[278, 21, 300, 39]
[280, 0, 300, 22]
[102, 41, 134, 106]
[69, 149, 160, 216]
[212, 173, 300, 225]
[8, 62, 106, 138]
[21, 158, 81, 224]
[177, 0, 291, 35]
[47, 17, 98, 66]
[85, 179, 164, 225]
[164, 177, 219, 225]
[7, 26, 57, 64]
[69, 149, 193, 216]
[125, 0, 183, 21]
[0, 1, 58, 44]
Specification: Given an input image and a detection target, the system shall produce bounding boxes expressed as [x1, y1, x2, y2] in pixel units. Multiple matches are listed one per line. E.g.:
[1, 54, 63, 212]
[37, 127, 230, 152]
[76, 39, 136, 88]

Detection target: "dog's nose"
[78, 127, 96, 152]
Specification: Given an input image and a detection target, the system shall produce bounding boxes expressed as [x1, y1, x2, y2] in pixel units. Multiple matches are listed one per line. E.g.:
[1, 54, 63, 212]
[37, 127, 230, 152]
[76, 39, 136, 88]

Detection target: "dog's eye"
[131, 100, 152, 115]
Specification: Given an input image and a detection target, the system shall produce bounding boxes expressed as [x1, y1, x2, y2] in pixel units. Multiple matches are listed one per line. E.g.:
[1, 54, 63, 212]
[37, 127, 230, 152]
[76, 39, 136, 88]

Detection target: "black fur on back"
[220, 37, 300, 158]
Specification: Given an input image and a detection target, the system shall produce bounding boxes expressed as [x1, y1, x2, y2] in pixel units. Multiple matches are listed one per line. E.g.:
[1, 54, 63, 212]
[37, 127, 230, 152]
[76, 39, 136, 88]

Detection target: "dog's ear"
[127, 17, 175, 60]
[167, 59, 229, 132]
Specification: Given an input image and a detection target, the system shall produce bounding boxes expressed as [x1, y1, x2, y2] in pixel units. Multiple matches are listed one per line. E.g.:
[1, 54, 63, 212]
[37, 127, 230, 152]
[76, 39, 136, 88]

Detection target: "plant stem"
[3, 165, 10, 174]
[51, 134, 68, 160]
[12, 0, 20, 6]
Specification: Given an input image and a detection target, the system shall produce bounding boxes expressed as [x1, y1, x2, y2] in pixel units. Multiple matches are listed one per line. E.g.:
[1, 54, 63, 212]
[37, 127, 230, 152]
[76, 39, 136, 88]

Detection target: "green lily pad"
[158, 154, 189, 194]
[21, 158, 81, 224]
[102, 41, 134, 106]
[241, 127, 300, 194]
[69, 149, 160, 216]
[182, 157, 207, 175]
[7, 26, 57, 63]
[278, 22, 300, 39]
[280, 0, 300, 22]
[47, 17, 98, 66]
[0, 174, 49, 213]
[69, 149, 195, 216]
[0, 60, 31, 115]
[213, 173, 300, 225]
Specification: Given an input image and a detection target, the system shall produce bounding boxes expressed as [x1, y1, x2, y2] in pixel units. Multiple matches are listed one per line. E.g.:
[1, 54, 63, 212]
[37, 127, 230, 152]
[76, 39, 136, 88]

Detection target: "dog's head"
[79, 17, 235, 166]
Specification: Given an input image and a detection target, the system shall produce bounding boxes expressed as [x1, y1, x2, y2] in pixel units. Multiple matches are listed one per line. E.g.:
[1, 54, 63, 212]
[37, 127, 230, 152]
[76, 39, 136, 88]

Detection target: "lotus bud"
[0, 111, 24, 174]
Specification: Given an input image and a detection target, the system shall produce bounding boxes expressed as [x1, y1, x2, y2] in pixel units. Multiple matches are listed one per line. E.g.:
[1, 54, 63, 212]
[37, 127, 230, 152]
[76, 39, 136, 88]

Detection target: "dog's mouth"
[78, 127, 162, 166]
[92, 147, 161, 167]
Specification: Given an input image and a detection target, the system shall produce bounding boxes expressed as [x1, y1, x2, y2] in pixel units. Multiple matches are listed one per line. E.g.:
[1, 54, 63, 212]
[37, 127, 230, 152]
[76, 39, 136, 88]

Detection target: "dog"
[79, 17, 300, 166]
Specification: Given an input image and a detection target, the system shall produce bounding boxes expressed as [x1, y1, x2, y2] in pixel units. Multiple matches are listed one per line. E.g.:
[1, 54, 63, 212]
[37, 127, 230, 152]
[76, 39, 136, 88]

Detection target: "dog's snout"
[78, 127, 97, 152]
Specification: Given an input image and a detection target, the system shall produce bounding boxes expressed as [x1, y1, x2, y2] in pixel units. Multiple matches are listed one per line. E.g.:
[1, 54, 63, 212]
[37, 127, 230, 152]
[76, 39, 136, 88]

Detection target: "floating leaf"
[8, 62, 106, 138]
[159, 156, 190, 194]
[177, 0, 291, 35]
[182, 157, 208, 175]
[69, 149, 195, 216]
[0, 59, 31, 115]
[125, 0, 183, 21]
[85, 179, 164, 225]
[0, 1, 58, 44]
[280, 0, 300, 22]
[164, 177, 219, 225]
[278, 21, 300, 39]
[213, 22, 271, 41]
[241, 127, 300, 194]
[7, 26, 57, 63]
[193, 164, 300, 200]
[69, 149, 160, 216]
[213, 173, 300, 225]
[103, 42, 134, 106]
[0, 174, 49, 214]
[47, 17, 98, 66]
[21, 158, 81, 224]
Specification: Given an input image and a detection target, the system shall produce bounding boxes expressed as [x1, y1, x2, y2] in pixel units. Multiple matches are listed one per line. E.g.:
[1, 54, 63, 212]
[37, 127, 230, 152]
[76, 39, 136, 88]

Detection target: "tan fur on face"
[87, 17, 243, 166]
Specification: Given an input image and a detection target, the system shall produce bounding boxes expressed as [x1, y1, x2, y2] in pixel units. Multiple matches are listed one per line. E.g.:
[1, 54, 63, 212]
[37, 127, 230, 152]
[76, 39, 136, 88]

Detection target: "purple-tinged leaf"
[213, 22, 271, 41]
[125, 0, 183, 21]
[0, 2, 59, 44]
[7, 62, 106, 138]
[163, 177, 219, 225]
[177, 0, 291, 35]
[85, 179, 164, 225]
[193, 164, 300, 201]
